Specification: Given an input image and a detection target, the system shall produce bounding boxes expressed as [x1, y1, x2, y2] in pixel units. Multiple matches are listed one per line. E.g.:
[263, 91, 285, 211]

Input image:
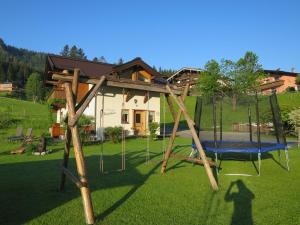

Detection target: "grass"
[0, 94, 300, 225]
[1, 136, 300, 225]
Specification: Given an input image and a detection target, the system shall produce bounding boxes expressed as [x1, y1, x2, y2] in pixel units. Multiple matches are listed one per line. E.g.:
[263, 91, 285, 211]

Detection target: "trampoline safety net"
[193, 92, 287, 154]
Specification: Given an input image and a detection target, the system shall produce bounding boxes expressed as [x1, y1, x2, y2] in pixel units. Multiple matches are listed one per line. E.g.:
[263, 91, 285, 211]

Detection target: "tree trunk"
[232, 94, 237, 111]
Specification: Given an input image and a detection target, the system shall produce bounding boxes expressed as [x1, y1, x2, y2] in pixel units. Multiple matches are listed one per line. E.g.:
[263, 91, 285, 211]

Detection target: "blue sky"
[0, 0, 299, 71]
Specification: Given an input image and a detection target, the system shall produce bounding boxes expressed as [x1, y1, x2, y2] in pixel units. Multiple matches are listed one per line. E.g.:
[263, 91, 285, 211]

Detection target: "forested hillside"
[0, 38, 46, 87]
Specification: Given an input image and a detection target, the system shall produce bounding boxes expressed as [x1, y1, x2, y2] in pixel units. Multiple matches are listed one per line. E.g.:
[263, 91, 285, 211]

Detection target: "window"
[121, 109, 129, 124]
[135, 113, 141, 123]
[148, 111, 155, 123]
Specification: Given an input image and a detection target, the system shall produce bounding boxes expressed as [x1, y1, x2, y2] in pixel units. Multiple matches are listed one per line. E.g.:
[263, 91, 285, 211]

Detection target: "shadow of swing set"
[48, 67, 289, 224]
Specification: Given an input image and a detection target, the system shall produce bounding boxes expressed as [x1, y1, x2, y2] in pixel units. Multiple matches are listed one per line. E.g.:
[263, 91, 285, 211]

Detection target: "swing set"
[46, 55, 218, 224]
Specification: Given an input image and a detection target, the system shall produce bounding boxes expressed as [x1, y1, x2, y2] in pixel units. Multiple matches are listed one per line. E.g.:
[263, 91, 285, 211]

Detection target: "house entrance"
[134, 110, 146, 135]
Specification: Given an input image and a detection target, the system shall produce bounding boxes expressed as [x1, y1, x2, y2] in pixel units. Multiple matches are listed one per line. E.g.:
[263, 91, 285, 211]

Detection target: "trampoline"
[191, 92, 290, 176]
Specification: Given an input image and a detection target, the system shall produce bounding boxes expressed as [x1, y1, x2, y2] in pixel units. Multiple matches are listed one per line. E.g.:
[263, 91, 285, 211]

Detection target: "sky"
[0, 0, 299, 71]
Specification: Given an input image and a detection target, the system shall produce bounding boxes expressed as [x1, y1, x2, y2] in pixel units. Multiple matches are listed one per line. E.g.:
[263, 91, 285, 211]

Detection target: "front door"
[134, 110, 146, 135]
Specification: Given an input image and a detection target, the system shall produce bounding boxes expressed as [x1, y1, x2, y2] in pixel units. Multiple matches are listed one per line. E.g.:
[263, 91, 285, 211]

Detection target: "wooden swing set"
[50, 68, 218, 224]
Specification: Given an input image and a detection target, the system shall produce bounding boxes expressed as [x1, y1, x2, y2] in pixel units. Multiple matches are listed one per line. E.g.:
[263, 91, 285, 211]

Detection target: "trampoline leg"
[215, 153, 219, 175]
[258, 153, 261, 176]
[278, 150, 281, 161]
[250, 153, 252, 161]
[285, 147, 290, 171]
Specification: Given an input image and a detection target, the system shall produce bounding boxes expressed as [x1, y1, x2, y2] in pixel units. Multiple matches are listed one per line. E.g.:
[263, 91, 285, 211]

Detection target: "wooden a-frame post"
[162, 84, 219, 191]
[161, 84, 189, 173]
[58, 68, 106, 224]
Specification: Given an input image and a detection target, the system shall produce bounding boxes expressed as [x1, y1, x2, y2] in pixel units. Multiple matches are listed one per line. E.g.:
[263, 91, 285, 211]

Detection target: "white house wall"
[56, 85, 161, 140]
[95, 86, 161, 140]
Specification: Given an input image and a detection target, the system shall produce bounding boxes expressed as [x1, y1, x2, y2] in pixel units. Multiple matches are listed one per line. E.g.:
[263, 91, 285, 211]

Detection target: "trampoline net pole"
[220, 95, 223, 142]
[248, 104, 253, 142]
[255, 92, 262, 151]
[213, 93, 217, 147]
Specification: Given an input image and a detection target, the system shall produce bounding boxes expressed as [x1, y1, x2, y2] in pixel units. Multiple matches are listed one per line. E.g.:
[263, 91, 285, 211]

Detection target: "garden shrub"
[105, 126, 122, 143]
[149, 122, 159, 139]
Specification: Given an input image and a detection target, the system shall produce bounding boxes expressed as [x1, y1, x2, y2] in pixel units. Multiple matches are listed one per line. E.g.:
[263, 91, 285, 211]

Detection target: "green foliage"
[286, 86, 296, 92]
[25, 72, 44, 102]
[61, 45, 87, 59]
[289, 108, 300, 129]
[224, 51, 265, 94]
[105, 126, 122, 143]
[149, 122, 159, 139]
[198, 60, 224, 95]
[77, 115, 95, 143]
[296, 74, 300, 85]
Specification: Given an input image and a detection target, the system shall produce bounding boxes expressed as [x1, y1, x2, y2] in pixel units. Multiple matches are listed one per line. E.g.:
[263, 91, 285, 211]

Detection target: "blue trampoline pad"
[192, 140, 286, 154]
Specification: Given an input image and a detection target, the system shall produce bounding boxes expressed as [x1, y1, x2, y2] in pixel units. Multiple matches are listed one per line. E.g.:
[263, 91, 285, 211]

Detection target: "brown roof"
[264, 69, 298, 77]
[45, 54, 162, 83]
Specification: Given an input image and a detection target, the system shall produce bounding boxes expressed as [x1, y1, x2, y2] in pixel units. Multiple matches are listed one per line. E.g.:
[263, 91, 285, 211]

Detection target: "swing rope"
[99, 92, 104, 174]
[162, 94, 166, 160]
[146, 91, 150, 164]
[121, 88, 126, 171]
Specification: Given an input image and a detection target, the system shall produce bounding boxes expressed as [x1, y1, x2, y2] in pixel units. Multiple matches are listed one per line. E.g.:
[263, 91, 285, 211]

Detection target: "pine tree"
[7, 63, 15, 82]
[77, 48, 86, 59]
[92, 57, 98, 62]
[70, 45, 78, 58]
[0, 63, 5, 82]
[60, 45, 70, 56]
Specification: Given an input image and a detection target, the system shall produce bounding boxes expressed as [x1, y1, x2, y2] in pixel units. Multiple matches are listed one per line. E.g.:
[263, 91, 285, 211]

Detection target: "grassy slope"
[0, 94, 300, 225]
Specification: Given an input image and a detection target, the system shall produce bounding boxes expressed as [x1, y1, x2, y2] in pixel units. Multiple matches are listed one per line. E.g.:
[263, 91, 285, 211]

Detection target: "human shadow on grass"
[225, 180, 255, 225]
[0, 150, 160, 225]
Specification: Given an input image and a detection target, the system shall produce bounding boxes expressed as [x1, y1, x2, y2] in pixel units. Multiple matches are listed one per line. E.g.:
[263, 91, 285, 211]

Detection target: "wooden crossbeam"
[69, 76, 106, 127]
[125, 90, 134, 102]
[62, 167, 85, 188]
[166, 85, 219, 191]
[144, 91, 150, 103]
[170, 153, 216, 167]
[52, 73, 182, 94]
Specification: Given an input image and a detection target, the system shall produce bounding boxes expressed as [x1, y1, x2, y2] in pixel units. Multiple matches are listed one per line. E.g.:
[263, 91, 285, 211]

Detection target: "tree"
[25, 72, 43, 102]
[0, 63, 5, 82]
[77, 48, 87, 59]
[117, 58, 124, 65]
[93, 56, 107, 63]
[7, 63, 15, 82]
[60, 45, 70, 56]
[288, 108, 300, 147]
[223, 51, 265, 110]
[198, 60, 224, 96]
[69, 45, 78, 58]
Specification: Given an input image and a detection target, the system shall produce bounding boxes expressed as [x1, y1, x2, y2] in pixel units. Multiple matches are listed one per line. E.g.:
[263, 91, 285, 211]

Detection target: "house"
[0, 82, 16, 92]
[260, 69, 299, 94]
[45, 55, 169, 139]
[167, 67, 202, 88]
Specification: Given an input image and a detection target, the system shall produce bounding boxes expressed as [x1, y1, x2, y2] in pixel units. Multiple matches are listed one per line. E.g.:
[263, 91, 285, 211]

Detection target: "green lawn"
[0, 95, 300, 225]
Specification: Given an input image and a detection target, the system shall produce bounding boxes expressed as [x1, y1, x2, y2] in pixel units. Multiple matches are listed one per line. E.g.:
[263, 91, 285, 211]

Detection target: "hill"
[0, 38, 46, 87]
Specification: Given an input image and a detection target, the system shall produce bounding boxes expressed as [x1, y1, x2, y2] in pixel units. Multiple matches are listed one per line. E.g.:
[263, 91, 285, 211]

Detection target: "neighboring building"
[0, 82, 16, 92]
[260, 69, 299, 94]
[167, 67, 202, 88]
[45, 55, 164, 139]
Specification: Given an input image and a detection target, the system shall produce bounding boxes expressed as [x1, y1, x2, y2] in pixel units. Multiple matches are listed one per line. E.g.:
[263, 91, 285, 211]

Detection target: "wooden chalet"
[167, 67, 202, 88]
